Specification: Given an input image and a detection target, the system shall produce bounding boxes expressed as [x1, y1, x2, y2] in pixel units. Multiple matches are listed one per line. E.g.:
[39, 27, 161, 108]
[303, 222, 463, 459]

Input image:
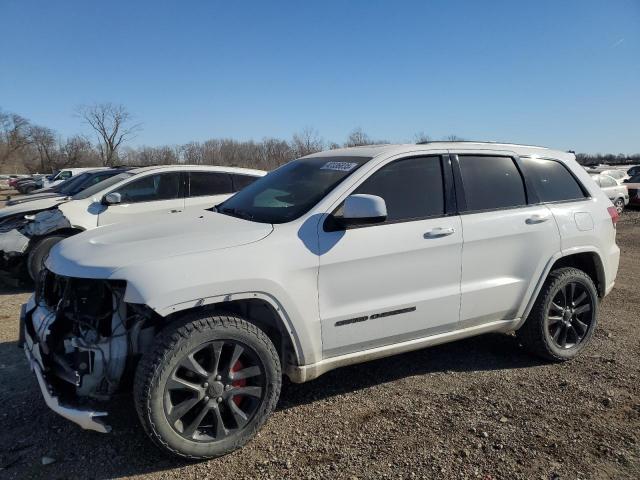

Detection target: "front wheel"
[26, 235, 68, 281]
[134, 313, 281, 459]
[517, 267, 598, 361]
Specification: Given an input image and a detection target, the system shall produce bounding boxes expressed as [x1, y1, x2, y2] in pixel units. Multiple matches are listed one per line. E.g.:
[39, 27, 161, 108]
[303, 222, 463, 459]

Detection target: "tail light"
[607, 206, 619, 226]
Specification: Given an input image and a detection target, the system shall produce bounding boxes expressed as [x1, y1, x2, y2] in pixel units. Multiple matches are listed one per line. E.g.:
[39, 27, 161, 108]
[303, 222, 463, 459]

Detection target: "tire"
[134, 313, 281, 460]
[516, 267, 598, 362]
[26, 235, 68, 281]
[24, 186, 35, 194]
[614, 197, 625, 214]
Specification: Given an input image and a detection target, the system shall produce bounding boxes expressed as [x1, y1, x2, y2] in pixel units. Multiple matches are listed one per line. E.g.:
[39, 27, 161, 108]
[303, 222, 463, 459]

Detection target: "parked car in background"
[627, 165, 640, 178]
[41, 167, 99, 188]
[19, 143, 619, 459]
[0, 165, 265, 280]
[599, 169, 629, 184]
[591, 174, 628, 213]
[6, 168, 128, 206]
[623, 174, 640, 207]
[15, 174, 52, 194]
[7, 175, 30, 189]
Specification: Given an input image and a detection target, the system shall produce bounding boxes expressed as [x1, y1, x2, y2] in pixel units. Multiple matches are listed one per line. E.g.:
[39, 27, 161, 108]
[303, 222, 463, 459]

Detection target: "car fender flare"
[155, 291, 304, 365]
[515, 246, 605, 330]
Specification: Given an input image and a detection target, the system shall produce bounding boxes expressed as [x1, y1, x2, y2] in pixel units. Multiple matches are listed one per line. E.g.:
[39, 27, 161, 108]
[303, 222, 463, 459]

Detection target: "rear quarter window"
[522, 158, 587, 202]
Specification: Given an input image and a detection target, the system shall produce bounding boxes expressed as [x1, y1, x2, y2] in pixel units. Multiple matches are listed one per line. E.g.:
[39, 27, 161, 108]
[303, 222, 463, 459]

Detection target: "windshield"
[73, 172, 135, 200]
[55, 172, 91, 194]
[217, 156, 371, 223]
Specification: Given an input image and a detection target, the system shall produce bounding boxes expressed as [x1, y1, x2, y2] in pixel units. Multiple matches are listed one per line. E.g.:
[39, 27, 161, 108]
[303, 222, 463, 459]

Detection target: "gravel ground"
[0, 208, 638, 480]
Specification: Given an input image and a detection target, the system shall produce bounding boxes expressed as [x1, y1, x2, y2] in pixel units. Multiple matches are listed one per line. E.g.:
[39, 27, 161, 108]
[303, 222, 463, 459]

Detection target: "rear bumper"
[21, 301, 111, 433]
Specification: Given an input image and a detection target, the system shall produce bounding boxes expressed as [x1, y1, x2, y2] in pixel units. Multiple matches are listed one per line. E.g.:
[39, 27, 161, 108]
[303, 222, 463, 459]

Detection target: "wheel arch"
[517, 249, 605, 330]
[158, 292, 304, 373]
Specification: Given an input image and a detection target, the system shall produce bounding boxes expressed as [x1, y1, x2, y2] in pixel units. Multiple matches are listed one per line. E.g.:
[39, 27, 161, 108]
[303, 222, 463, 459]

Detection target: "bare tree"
[77, 103, 141, 166]
[0, 110, 32, 165]
[291, 127, 324, 158]
[29, 125, 57, 172]
[345, 128, 371, 147]
[413, 131, 431, 143]
[59, 135, 99, 168]
[444, 134, 465, 142]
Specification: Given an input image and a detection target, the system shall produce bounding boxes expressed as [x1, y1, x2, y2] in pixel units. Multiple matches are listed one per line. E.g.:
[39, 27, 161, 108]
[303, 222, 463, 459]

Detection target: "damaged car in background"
[0, 165, 265, 281]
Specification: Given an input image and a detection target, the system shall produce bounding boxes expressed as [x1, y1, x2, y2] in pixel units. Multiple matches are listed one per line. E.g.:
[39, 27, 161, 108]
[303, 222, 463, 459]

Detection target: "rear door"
[453, 153, 560, 327]
[184, 171, 234, 212]
[97, 171, 185, 226]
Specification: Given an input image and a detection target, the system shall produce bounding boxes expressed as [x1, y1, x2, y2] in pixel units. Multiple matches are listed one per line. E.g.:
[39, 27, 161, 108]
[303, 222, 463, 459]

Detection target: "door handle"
[423, 227, 455, 238]
[526, 214, 551, 224]
[169, 209, 182, 213]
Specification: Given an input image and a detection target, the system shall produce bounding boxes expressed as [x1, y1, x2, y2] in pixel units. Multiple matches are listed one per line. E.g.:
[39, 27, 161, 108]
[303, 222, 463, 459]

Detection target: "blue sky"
[1, 0, 639, 153]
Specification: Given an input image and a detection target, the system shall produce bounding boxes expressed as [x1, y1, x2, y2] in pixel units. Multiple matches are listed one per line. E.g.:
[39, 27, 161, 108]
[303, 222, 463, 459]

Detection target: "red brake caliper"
[231, 360, 246, 406]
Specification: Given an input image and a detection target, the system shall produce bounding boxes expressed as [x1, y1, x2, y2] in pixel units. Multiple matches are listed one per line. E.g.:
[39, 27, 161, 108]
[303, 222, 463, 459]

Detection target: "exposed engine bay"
[23, 270, 158, 406]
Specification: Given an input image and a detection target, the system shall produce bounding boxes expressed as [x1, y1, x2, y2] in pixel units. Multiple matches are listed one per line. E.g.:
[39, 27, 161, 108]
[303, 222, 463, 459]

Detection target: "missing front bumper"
[22, 308, 112, 434]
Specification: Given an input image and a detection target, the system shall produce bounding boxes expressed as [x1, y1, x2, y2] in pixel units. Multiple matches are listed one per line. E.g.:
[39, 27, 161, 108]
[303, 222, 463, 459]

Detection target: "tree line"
[1, 104, 638, 174]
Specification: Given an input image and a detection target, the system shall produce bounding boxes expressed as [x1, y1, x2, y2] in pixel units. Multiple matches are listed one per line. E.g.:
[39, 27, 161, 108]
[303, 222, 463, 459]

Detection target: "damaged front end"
[21, 269, 158, 432]
[0, 209, 71, 277]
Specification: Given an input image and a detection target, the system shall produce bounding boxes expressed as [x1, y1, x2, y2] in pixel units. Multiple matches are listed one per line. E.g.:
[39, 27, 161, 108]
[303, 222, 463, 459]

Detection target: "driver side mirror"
[327, 194, 387, 230]
[103, 192, 122, 205]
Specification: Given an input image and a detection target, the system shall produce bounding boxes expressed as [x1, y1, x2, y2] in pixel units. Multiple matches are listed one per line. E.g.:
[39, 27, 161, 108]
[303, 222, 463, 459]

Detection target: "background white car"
[591, 174, 629, 213]
[599, 169, 630, 184]
[41, 167, 103, 188]
[0, 164, 265, 279]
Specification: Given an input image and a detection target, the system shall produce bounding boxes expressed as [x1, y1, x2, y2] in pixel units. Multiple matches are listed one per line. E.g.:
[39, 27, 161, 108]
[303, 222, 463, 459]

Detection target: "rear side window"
[522, 158, 587, 202]
[458, 156, 526, 211]
[352, 156, 444, 222]
[189, 172, 233, 197]
[232, 174, 259, 192]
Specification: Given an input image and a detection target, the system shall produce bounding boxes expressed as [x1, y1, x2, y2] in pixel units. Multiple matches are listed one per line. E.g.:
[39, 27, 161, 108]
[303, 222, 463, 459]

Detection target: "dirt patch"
[0, 211, 638, 479]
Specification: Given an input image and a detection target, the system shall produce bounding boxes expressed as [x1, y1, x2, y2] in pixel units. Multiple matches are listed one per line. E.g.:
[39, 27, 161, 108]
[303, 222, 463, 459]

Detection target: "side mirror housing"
[103, 192, 122, 205]
[327, 194, 387, 230]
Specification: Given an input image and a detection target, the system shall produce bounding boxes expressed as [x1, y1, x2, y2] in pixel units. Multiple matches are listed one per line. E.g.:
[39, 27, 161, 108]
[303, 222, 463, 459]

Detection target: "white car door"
[184, 171, 235, 212]
[97, 172, 185, 226]
[454, 153, 560, 327]
[317, 155, 462, 358]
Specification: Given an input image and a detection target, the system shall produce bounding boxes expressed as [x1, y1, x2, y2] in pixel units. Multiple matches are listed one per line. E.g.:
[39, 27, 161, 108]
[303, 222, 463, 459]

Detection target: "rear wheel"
[26, 235, 68, 281]
[614, 198, 625, 214]
[517, 267, 598, 361]
[134, 313, 281, 459]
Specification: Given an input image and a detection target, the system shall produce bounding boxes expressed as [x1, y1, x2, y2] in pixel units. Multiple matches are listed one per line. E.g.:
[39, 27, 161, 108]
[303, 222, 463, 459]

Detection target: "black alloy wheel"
[163, 340, 265, 442]
[546, 281, 594, 350]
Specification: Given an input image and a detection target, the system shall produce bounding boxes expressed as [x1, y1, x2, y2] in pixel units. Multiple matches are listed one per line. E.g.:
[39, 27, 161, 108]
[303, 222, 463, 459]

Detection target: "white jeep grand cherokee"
[20, 142, 620, 459]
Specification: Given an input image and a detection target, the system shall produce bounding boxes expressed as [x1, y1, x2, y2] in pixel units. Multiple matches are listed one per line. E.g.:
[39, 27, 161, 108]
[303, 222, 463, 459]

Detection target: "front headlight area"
[29, 270, 160, 402]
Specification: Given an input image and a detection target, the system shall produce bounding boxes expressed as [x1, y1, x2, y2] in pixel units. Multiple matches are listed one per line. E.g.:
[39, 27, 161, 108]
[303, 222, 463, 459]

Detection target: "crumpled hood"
[46, 210, 274, 278]
[0, 196, 67, 219]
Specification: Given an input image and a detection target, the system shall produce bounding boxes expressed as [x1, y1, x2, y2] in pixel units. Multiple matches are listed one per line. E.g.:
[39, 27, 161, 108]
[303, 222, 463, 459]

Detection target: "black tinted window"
[232, 174, 259, 191]
[459, 156, 526, 211]
[522, 158, 586, 202]
[113, 173, 181, 203]
[189, 172, 232, 197]
[353, 156, 444, 221]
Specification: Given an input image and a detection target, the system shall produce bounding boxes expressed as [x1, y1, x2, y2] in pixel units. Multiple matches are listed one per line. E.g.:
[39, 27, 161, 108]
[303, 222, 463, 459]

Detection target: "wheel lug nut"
[216, 397, 222, 403]
[215, 375, 222, 381]
[225, 385, 231, 391]
[204, 396, 209, 401]
[203, 382, 208, 388]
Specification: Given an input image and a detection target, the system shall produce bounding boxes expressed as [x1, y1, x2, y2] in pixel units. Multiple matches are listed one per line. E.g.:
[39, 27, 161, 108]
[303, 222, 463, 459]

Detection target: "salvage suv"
[20, 143, 620, 459]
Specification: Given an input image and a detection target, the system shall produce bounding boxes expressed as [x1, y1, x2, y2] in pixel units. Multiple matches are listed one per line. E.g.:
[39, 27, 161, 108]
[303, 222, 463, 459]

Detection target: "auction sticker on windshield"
[320, 161, 358, 172]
